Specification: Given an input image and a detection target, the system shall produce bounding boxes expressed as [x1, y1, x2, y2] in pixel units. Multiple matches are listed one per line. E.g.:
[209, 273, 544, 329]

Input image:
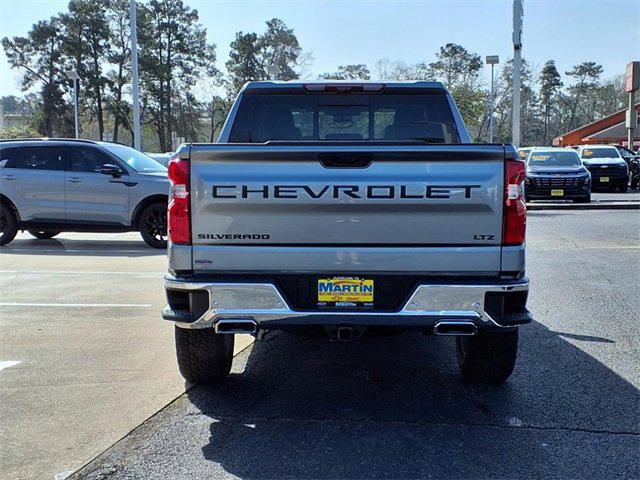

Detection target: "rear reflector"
[503, 158, 526, 245]
[168, 155, 191, 245]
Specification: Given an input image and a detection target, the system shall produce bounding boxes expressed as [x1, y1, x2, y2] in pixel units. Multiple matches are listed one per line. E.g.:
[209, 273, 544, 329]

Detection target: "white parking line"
[0, 360, 21, 372]
[0, 303, 152, 308]
[0, 270, 162, 276]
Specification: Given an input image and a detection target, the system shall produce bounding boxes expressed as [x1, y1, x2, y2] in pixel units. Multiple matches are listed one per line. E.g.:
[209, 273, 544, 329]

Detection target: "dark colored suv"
[524, 147, 591, 203]
[615, 145, 640, 189]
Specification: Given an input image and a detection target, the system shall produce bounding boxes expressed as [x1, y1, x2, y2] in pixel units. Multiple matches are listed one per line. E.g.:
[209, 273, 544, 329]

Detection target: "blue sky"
[1, 0, 639, 96]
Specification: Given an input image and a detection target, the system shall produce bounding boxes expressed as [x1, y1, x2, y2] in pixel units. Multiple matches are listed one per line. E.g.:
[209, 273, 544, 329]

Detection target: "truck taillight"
[503, 158, 526, 246]
[168, 155, 190, 245]
[303, 83, 385, 93]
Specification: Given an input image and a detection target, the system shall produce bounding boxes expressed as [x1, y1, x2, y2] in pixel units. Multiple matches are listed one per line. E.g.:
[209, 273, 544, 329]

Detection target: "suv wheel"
[618, 184, 629, 193]
[139, 202, 167, 249]
[573, 193, 591, 203]
[175, 326, 234, 384]
[28, 230, 61, 239]
[0, 204, 18, 246]
[456, 329, 518, 384]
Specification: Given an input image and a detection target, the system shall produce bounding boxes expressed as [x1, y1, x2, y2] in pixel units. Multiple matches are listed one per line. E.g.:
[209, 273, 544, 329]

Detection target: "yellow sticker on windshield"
[583, 150, 593, 157]
[530, 155, 550, 161]
[518, 151, 528, 159]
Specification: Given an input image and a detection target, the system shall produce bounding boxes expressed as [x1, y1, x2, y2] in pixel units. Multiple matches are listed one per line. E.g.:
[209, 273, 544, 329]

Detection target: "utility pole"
[486, 55, 500, 143]
[130, 0, 141, 150]
[512, 0, 523, 147]
[65, 70, 80, 139]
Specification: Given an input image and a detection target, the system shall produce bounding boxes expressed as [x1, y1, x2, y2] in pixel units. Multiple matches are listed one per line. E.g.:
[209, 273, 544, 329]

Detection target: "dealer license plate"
[600, 177, 609, 183]
[318, 277, 374, 308]
[551, 189, 564, 196]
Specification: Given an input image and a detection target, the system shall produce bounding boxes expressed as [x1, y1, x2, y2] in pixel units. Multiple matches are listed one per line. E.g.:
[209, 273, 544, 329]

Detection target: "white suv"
[0, 139, 169, 247]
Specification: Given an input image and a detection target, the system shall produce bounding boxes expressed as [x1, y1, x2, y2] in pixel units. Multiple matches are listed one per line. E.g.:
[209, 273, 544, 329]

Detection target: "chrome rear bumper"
[163, 275, 531, 331]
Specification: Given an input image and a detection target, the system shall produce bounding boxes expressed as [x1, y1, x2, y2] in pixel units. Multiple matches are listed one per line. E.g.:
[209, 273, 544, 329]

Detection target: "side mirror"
[100, 163, 122, 178]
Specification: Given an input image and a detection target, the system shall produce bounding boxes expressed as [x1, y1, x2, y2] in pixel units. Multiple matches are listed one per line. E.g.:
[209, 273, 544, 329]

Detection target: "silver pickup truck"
[162, 81, 532, 385]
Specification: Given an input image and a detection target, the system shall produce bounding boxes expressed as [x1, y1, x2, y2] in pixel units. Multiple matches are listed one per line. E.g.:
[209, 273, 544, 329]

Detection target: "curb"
[527, 202, 640, 211]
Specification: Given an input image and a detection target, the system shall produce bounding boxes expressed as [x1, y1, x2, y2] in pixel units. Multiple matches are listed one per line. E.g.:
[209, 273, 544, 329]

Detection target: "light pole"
[130, 0, 141, 150]
[486, 55, 499, 143]
[65, 70, 80, 139]
[512, 0, 524, 147]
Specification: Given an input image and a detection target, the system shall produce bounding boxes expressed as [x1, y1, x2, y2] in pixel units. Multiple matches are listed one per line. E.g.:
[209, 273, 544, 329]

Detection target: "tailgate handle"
[319, 153, 372, 168]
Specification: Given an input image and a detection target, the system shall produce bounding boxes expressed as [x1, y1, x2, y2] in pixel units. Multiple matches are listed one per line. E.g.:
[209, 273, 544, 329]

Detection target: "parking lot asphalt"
[0, 232, 253, 480]
[68, 209, 640, 480]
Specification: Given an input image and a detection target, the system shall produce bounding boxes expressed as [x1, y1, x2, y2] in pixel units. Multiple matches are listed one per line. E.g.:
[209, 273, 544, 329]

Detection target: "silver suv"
[0, 139, 169, 248]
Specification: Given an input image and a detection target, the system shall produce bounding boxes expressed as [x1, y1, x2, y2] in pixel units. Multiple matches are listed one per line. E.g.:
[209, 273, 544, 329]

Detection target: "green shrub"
[0, 124, 40, 139]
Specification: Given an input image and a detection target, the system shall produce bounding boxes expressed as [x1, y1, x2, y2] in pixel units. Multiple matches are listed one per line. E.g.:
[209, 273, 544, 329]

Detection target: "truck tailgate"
[189, 144, 506, 274]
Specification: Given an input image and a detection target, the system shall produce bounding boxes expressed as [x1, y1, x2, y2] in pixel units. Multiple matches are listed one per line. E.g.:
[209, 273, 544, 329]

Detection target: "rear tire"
[0, 204, 18, 246]
[139, 202, 167, 249]
[456, 329, 518, 384]
[28, 230, 61, 239]
[631, 177, 639, 189]
[175, 326, 234, 384]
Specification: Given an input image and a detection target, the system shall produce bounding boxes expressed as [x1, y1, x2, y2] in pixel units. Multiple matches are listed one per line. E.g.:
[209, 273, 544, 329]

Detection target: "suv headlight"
[576, 172, 590, 185]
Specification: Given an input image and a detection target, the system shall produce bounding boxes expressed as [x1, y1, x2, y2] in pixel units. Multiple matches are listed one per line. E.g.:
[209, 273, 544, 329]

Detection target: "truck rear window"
[228, 93, 460, 143]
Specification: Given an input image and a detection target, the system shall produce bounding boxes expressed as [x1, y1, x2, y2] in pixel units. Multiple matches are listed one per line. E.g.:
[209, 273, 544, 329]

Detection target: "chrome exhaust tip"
[214, 318, 257, 335]
[433, 321, 477, 336]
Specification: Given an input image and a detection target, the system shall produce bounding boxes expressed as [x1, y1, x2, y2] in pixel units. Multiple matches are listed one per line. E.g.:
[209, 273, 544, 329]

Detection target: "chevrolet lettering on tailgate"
[212, 184, 481, 200]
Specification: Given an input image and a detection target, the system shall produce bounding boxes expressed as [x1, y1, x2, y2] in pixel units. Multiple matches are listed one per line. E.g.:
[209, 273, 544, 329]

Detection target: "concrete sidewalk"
[527, 190, 640, 210]
[0, 231, 253, 480]
[527, 201, 640, 210]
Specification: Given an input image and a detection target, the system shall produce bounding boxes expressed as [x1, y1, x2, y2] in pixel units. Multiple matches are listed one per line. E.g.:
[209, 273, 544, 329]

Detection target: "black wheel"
[175, 326, 234, 384]
[631, 177, 639, 189]
[0, 204, 18, 246]
[456, 329, 518, 384]
[618, 184, 628, 193]
[28, 230, 61, 239]
[139, 202, 167, 248]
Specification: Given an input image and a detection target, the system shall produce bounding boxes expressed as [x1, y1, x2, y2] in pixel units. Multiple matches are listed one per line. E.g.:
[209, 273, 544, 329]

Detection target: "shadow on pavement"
[187, 321, 639, 479]
[1, 238, 163, 257]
